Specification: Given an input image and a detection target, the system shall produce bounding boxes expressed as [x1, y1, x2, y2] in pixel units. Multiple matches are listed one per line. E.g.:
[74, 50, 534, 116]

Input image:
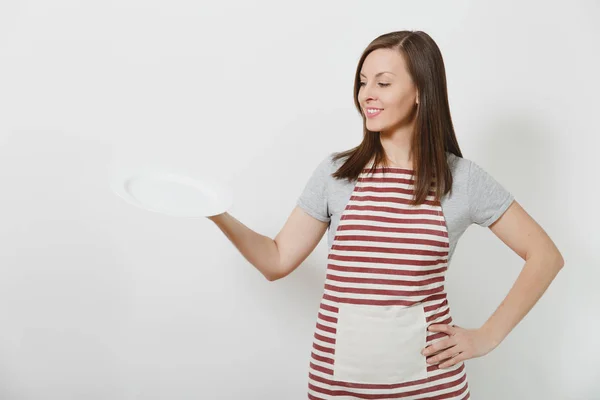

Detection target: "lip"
[365, 108, 383, 118]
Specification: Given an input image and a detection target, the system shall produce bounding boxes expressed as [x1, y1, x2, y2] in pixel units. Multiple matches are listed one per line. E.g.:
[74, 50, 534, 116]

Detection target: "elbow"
[266, 266, 292, 282]
[267, 268, 289, 282]
[265, 265, 284, 282]
[556, 252, 565, 269]
[266, 273, 280, 282]
[528, 243, 565, 270]
[544, 250, 565, 271]
[550, 244, 565, 269]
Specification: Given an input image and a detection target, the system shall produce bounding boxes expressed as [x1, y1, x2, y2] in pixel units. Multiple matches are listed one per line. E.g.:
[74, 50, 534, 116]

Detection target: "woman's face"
[358, 48, 419, 135]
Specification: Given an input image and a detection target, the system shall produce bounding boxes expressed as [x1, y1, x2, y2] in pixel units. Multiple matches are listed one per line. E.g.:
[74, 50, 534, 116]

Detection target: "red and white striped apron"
[307, 164, 471, 399]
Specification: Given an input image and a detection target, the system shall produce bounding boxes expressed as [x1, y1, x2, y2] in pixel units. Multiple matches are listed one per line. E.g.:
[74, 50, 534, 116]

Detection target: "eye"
[359, 82, 390, 87]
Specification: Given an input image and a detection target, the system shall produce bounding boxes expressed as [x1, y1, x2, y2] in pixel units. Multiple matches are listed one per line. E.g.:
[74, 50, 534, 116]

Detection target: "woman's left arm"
[422, 200, 565, 368]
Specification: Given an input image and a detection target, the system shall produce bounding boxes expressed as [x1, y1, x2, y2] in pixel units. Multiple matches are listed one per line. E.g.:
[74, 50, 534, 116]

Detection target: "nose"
[360, 83, 378, 104]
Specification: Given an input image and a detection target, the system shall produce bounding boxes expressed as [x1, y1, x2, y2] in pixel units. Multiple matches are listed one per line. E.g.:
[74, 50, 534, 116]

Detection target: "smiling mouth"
[366, 109, 383, 117]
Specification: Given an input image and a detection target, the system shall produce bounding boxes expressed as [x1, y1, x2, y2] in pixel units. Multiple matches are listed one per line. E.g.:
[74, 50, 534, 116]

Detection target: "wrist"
[208, 212, 227, 223]
[479, 324, 502, 350]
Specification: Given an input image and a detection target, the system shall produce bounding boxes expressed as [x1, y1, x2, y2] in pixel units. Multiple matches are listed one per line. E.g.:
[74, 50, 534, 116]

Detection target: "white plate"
[109, 165, 233, 218]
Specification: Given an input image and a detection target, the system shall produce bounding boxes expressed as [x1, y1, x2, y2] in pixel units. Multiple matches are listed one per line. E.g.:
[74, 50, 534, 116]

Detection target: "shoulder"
[309, 152, 338, 178]
[445, 151, 471, 188]
[444, 151, 504, 204]
[445, 151, 488, 185]
[447, 152, 514, 227]
[327, 151, 347, 168]
[446, 151, 469, 173]
[312, 151, 347, 178]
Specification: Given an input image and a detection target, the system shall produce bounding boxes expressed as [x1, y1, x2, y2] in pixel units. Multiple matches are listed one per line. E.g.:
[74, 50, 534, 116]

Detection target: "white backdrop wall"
[0, 1, 597, 399]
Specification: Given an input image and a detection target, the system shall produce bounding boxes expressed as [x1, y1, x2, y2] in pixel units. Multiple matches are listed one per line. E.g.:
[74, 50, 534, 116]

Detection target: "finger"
[427, 323, 456, 335]
[426, 345, 460, 365]
[422, 337, 457, 356]
[439, 352, 467, 369]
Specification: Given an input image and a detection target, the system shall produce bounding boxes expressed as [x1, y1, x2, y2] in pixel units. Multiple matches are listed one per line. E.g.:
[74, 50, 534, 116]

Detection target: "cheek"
[382, 98, 413, 119]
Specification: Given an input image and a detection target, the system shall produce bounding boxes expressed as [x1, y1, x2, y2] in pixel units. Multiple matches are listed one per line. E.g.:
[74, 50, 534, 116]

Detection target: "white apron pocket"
[333, 303, 428, 384]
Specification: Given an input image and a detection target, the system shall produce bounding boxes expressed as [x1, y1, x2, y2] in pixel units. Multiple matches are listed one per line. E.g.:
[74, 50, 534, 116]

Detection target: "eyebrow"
[360, 71, 396, 77]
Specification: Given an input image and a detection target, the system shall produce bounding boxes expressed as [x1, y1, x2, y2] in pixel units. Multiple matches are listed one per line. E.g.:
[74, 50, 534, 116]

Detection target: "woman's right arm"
[208, 207, 328, 281]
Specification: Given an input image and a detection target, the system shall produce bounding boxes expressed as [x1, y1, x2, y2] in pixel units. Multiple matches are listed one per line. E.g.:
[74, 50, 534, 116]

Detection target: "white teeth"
[367, 109, 382, 114]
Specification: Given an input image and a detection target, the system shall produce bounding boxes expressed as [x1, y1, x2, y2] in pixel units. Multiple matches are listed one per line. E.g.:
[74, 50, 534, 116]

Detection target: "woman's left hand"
[421, 324, 498, 369]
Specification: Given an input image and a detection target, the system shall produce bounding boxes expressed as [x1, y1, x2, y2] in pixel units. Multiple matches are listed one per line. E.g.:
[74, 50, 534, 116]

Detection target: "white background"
[0, 0, 598, 399]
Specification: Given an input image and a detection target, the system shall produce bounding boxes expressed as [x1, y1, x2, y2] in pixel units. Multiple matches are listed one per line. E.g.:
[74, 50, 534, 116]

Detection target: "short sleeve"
[468, 160, 515, 227]
[296, 154, 332, 223]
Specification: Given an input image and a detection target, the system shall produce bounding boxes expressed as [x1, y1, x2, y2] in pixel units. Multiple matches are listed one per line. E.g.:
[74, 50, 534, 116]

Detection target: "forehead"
[360, 48, 408, 77]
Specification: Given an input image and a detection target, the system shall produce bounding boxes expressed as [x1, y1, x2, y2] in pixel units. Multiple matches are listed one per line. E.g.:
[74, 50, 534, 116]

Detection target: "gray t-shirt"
[296, 151, 515, 266]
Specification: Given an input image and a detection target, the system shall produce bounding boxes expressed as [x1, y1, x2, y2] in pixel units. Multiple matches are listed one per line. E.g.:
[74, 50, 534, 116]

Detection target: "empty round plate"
[110, 165, 233, 218]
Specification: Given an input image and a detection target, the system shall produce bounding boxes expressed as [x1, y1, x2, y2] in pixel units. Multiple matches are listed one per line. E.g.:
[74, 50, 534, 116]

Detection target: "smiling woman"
[291, 30, 564, 400]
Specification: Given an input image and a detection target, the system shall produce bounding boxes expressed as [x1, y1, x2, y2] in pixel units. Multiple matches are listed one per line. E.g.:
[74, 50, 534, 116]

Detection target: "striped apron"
[307, 163, 471, 399]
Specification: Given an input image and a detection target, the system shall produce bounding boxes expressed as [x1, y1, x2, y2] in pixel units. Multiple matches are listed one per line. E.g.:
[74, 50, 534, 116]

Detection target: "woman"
[208, 30, 564, 399]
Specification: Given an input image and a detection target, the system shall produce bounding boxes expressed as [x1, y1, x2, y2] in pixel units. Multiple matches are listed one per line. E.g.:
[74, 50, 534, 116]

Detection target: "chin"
[367, 122, 385, 132]
[366, 119, 382, 127]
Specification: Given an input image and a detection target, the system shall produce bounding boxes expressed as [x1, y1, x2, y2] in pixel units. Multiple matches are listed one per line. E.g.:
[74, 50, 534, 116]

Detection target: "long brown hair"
[331, 30, 463, 206]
